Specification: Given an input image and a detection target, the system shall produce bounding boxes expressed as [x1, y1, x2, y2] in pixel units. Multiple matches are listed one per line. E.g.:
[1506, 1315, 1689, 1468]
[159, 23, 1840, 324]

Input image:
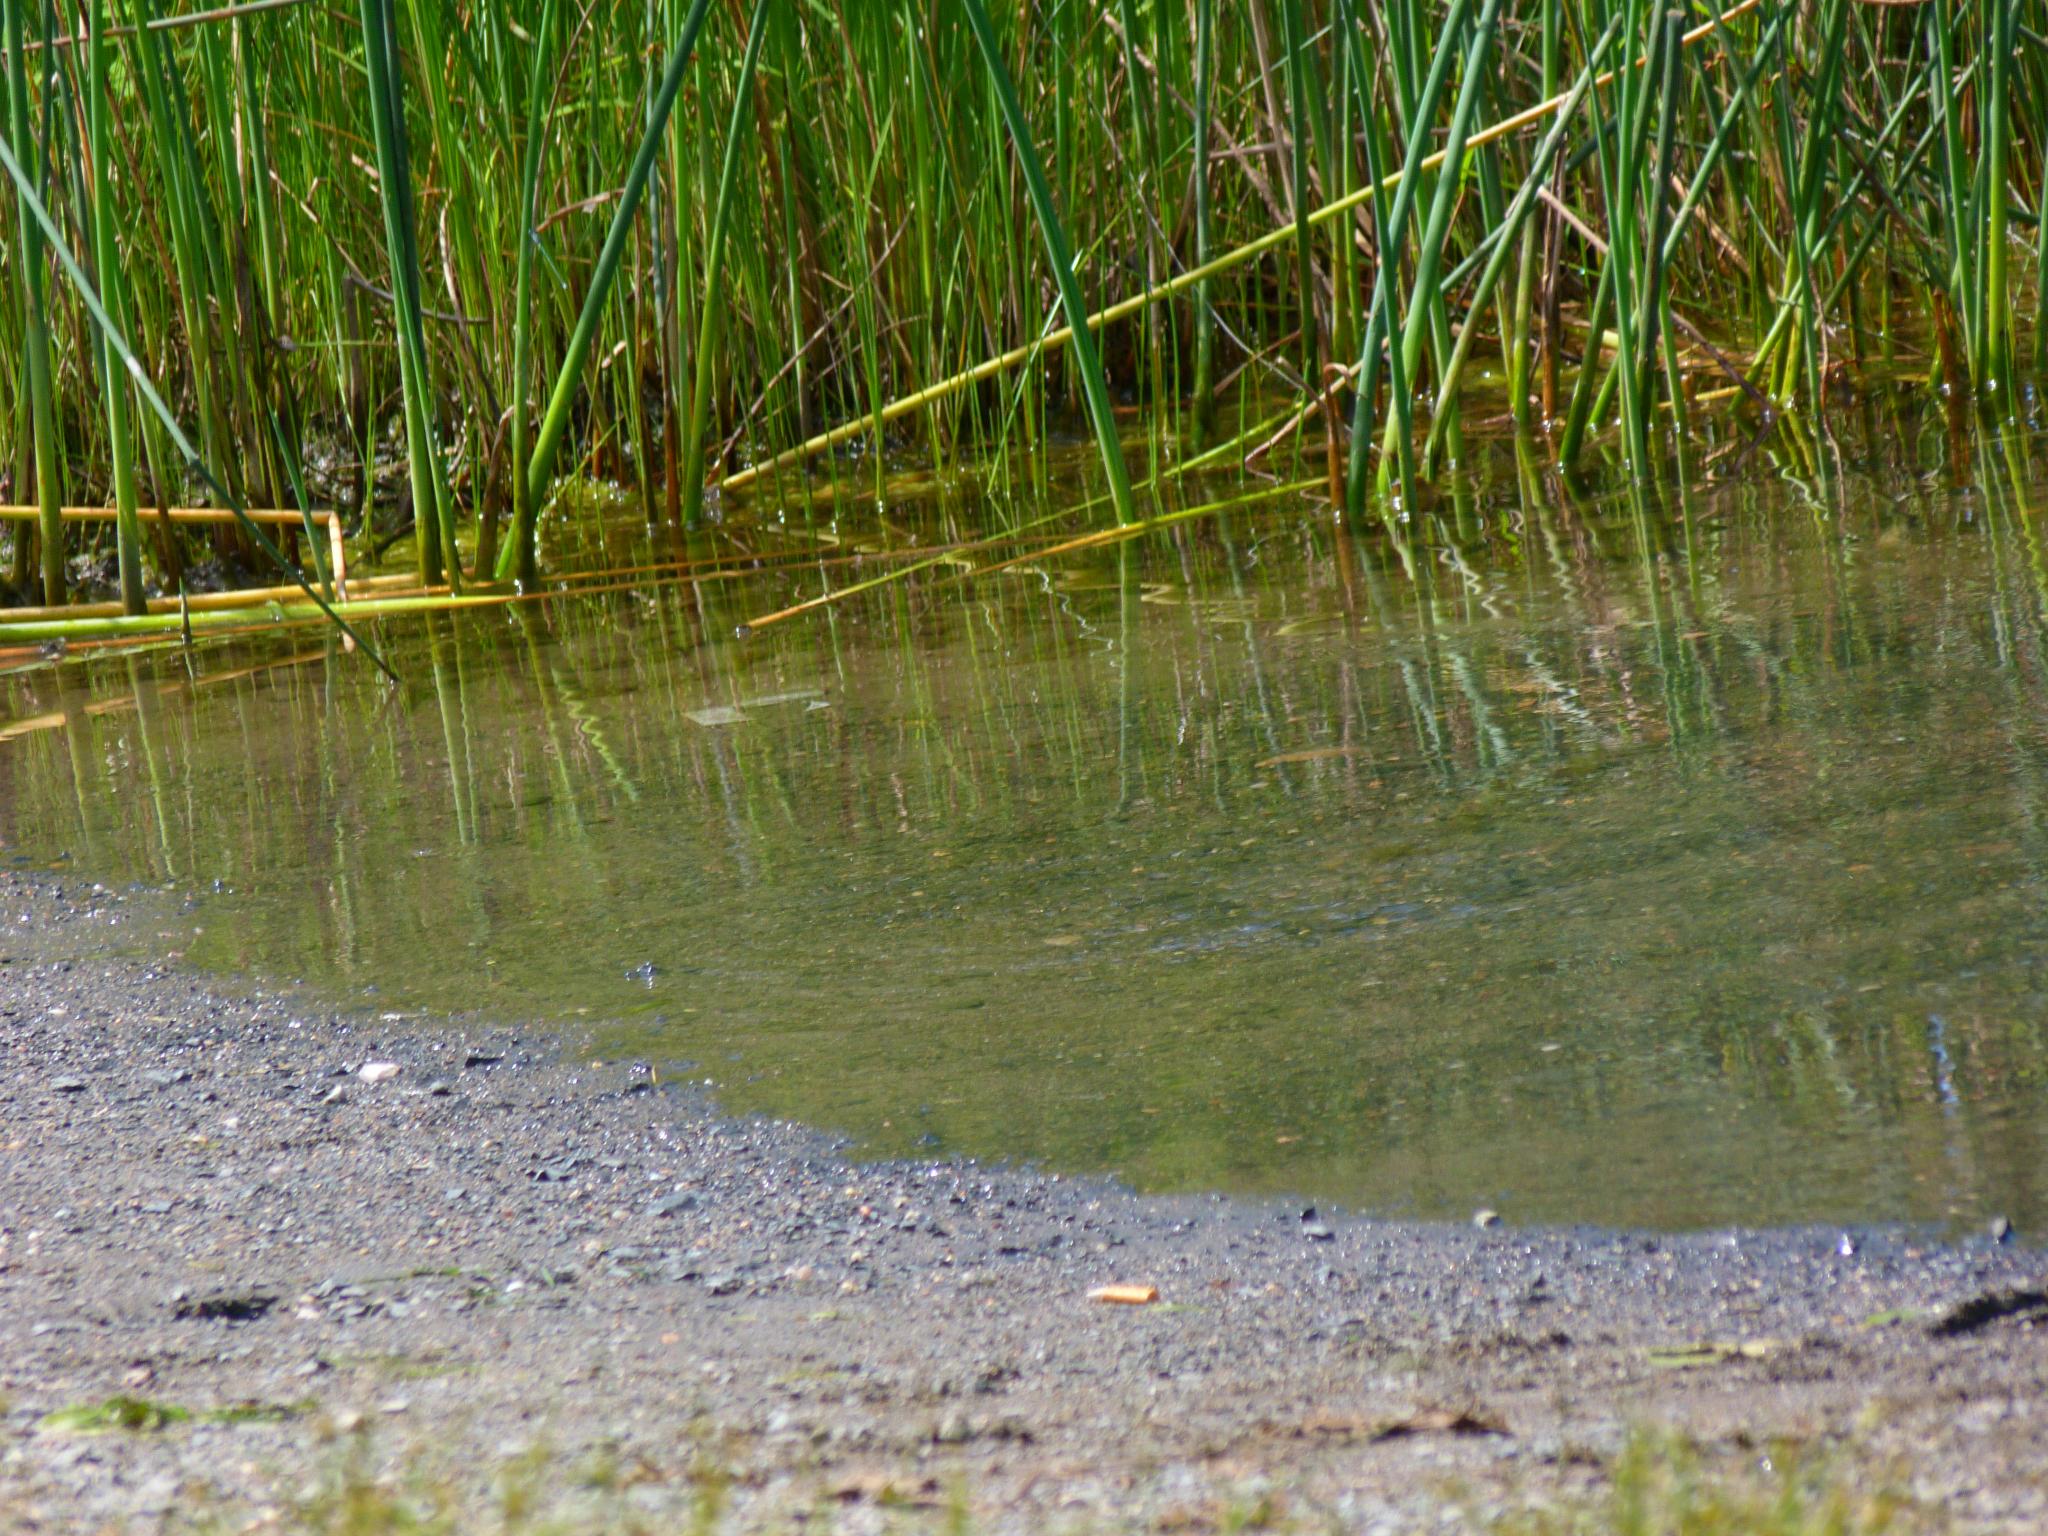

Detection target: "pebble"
[1474, 1209, 1502, 1230]
[51, 1077, 86, 1094]
[357, 1062, 401, 1084]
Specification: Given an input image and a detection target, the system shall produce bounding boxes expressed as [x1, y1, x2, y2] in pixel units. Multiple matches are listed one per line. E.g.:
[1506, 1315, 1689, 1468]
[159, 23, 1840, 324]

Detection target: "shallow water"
[7, 408, 2048, 1230]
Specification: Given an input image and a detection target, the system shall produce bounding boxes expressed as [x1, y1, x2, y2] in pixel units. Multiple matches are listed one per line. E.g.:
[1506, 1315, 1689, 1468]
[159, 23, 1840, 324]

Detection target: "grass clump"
[280, 1431, 730, 1536]
[1498, 1431, 1938, 1536]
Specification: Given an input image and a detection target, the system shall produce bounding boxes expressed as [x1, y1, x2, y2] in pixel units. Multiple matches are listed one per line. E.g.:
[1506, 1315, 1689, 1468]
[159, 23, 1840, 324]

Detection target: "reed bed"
[0, 0, 2042, 625]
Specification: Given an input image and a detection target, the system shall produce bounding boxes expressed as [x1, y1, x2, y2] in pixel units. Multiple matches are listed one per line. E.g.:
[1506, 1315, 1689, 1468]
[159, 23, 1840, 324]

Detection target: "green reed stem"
[503, 0, 714, 581]
[505, 0, 559, 591]
[679, 0, 769, 530]
[89, 0, 145, 613]
[1190, 0, 1216, 439]
[1981, 0, 2013, 393]
[0, 121, 394, 677]
[6, 0, 63, 604]
[957, 0, 1136, 526]
[1376, 0, 1505, 490]
[1425, 21, 1616, 468]
[359, 0, 456, 587]
[1345, 0, 1478, 516]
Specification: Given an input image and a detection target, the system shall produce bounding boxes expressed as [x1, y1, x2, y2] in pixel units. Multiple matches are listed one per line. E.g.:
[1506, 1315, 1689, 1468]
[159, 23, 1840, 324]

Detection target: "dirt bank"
[3, 870, 2046, 1533]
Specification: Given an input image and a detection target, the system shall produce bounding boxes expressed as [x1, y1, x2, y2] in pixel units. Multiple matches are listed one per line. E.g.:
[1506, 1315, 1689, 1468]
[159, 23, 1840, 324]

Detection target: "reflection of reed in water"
[3, 421, 2048, 1227]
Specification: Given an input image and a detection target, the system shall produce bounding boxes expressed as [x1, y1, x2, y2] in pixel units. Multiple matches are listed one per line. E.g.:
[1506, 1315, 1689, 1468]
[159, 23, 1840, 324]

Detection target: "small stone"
[703, 1274, 741, 1296]
[651, 1193, 700, 1218]
[934, 1412, 972, 1444]
[463, 1051, 504, 1068]
[51, 1077, 86, 1094]
[357, 1062, 400, 1084]
[1473, 1209, 1502, 1230]
[292, 1358, 330, 1378]
[321, 1085, 349, 1106]
[1299, 1207, 1335, 1242]
[1838, 1233, 1858, 1257]
[377, 1398, 409, 1416]
[142, 1069, 190, 1087]
[424, 1080, 452, 1097]
[174, 1289, 277, 1322]
[1991, 1217, 2014, 1244]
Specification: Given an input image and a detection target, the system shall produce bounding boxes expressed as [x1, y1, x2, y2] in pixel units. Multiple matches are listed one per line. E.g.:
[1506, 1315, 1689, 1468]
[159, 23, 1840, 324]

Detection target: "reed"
[958, 0, 1137, 527]
[676, 0, 770, 532]
[0, 119, 395, 675]
[0, 0, 2039, 616]
[359, 0, 454, 588]
[498, 0, 715, 584]
[5, 0, 62, 604]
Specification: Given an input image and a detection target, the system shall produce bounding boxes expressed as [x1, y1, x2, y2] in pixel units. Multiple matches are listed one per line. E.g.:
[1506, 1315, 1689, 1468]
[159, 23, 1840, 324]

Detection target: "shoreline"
[4, 869, 2047, 1533]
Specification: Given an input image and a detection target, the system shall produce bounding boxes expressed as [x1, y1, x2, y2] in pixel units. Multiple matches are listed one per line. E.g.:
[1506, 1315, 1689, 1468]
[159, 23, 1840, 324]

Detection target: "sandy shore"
[3, 869, 2046, 1533]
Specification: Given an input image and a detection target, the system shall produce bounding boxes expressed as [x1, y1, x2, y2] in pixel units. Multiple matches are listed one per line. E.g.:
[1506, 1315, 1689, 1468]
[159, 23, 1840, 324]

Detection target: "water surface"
[7, 410, 2048, 1229]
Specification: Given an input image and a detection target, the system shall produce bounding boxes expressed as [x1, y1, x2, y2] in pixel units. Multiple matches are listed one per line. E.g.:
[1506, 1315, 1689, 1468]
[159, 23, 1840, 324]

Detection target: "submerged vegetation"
[0, 0, 2043, 627]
